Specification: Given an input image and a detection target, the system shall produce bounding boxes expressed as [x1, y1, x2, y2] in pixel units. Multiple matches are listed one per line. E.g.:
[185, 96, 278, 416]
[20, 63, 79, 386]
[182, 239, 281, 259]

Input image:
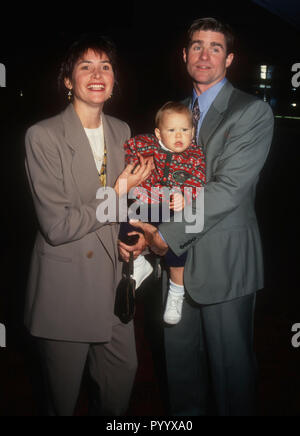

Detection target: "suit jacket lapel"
[100, 114, 125, 266]
[63, 104, 101, 203]
[199, 106, 224, 148]
[199, 81, 234, 147]
[102, 114, 124, 188]
[62, 104, 117, 265]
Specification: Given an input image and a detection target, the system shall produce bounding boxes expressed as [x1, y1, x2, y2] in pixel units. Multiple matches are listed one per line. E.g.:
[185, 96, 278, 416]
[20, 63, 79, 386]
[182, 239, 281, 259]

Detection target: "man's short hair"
[155, 102, 193, 128]
[186, 17, 235, 54]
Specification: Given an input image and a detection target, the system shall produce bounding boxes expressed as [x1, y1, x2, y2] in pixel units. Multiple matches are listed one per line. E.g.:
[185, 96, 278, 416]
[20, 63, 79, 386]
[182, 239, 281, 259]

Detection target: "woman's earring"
[68, 90, 72, 101]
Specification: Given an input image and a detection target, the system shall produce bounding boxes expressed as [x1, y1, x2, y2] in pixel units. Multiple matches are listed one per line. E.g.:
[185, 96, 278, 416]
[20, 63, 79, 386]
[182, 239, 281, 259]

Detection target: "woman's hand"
[118, 232, 148, 262]
[114, 154, 154, 197]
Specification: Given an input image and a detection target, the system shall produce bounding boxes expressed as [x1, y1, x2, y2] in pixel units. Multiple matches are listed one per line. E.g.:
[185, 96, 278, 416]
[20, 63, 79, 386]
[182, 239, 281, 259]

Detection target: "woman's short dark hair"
[186, 17, 235, 54]
[58, 34, 118, 92]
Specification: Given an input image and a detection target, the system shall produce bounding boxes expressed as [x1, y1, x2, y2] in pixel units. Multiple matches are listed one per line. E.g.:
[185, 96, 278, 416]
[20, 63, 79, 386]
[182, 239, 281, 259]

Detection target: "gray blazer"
[25, 104, 130, 342]
[159, 81, 274, 304]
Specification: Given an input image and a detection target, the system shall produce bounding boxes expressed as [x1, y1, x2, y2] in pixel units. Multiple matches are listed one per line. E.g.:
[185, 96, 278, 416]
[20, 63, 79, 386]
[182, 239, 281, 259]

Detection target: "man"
[119, 17, 274, 416]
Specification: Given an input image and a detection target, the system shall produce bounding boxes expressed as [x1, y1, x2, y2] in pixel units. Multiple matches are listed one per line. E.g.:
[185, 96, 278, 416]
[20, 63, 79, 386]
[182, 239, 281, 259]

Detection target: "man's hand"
[170, 192, 185, 212]
[118, 232, 148, 262]
[129, 221, 169, 256]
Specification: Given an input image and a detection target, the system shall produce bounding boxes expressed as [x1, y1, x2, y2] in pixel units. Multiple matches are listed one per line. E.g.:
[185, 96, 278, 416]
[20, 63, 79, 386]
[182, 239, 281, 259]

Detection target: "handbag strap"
[129, 252, 134, 277]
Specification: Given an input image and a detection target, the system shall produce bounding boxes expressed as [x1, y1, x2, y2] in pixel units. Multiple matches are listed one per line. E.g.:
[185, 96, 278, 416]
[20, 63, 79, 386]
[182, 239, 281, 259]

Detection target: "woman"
[24, 35, 151, 416]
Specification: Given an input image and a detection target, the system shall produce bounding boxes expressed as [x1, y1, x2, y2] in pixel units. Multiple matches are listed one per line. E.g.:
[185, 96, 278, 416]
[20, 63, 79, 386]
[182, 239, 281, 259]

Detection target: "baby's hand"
[170, 192, 185, 212]
[114, 154, 153, 196]
[143, 155, 155, 170]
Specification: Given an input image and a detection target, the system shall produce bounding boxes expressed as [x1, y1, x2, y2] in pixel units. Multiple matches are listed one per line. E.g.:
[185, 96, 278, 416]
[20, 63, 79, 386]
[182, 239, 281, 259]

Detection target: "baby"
[119, 101, 206, 324]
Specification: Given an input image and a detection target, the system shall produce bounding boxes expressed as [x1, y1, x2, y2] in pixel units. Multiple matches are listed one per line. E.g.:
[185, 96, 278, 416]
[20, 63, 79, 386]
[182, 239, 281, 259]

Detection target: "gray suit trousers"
[37, 321, 137, 416]
[164, 292, 257, 416]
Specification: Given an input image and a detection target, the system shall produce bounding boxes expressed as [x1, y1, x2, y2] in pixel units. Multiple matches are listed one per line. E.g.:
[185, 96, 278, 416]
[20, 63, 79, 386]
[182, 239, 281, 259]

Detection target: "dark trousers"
[164, 292, 257, 416]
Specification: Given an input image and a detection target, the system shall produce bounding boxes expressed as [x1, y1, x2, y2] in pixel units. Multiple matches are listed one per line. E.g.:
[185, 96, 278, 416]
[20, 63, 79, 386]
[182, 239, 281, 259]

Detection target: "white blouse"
[84, 122, 105, 173]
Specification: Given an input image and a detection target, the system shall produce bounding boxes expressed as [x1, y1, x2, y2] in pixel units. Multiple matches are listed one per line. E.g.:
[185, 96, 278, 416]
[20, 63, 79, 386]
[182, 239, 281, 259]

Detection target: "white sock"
[134, 255, 146, 269]
[169, 279, 185, 297]
[133, 255, 153, 289]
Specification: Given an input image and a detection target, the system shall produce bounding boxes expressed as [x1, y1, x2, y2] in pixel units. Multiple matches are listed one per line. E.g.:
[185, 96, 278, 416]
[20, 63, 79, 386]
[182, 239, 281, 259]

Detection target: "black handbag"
[115, 234, 140, 324]
[114, 252, 136, 324]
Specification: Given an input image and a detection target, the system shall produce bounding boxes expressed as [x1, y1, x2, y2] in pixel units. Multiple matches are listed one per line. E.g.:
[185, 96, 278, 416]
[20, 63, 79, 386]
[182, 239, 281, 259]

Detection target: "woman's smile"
[87, 82, 106, 91]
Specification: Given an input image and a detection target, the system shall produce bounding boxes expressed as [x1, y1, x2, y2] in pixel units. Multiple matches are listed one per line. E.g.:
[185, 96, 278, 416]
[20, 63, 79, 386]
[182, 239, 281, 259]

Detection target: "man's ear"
[154, 128, 161, 141]
[225, 53, 234, 69]
[183, 48, 187, 64]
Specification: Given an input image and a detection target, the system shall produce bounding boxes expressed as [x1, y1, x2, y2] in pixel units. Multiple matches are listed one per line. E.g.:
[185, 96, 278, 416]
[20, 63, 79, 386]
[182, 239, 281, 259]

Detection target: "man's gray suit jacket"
[159, 81, 274, 304]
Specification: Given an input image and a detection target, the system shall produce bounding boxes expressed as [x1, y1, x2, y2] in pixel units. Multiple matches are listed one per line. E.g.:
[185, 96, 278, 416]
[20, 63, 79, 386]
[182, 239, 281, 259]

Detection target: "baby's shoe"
[163, 292, 184, 325]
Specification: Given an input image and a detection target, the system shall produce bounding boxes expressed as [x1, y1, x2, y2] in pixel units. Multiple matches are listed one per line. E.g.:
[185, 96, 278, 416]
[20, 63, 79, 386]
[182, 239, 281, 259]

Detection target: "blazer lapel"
[101, 114, 127, 267]
[199, 81, 234, 148]
[199, 106, 223, 147]
[97, 114, 123, 266]
[102, 114, 124, 188]
[62, 104, 101, 203]
[62, 104, 116, 265]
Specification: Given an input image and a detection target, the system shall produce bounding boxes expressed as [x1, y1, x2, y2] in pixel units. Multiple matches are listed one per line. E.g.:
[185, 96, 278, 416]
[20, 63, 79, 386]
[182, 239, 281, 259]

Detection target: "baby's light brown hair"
[155, 101, 193, 128]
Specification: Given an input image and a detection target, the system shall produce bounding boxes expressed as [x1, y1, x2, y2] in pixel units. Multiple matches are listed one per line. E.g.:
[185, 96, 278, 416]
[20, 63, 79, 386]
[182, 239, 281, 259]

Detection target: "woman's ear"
[154, 128, 161, 141]
[64, 77, 73, 90]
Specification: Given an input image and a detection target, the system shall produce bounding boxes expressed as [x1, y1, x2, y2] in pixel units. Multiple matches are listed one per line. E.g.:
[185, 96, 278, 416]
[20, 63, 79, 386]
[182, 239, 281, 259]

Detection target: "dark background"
[0, 0, 299, 416]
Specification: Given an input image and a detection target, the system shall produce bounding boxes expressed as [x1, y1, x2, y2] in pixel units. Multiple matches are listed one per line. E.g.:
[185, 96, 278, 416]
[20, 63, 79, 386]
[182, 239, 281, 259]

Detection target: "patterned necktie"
[99, 143, 107, 187]
[192, 98, 200, 140]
